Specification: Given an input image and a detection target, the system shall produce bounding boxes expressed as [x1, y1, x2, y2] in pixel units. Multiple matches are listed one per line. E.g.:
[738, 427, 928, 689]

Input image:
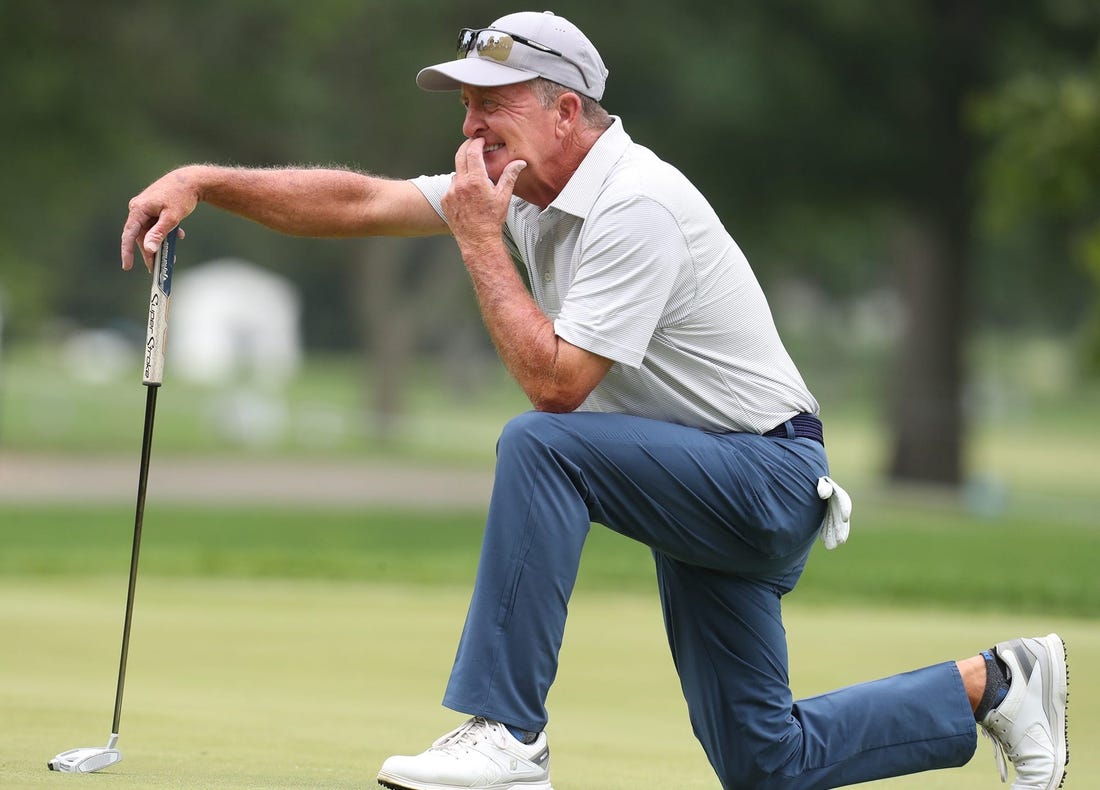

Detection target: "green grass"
[3, 340, 1098, 787]
[3, 577, 1097, 789]
[2, 498, 1094, 787]
[793, 496, 1100, 617]
[2, 498, 1097, 618]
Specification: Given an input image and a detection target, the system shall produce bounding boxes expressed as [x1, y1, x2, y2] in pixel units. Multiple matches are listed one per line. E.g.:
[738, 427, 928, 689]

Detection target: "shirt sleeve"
[408, 173, 454, 223]
[554, 196, 690, 369]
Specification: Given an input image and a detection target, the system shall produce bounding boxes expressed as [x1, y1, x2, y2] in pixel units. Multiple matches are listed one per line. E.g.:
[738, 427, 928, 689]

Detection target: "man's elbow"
[523, 347, 609, 413]
[528, 383, 590, 414]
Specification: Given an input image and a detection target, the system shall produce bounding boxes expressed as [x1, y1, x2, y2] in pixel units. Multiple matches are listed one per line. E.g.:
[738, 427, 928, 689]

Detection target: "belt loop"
[783, 420, 796, 440]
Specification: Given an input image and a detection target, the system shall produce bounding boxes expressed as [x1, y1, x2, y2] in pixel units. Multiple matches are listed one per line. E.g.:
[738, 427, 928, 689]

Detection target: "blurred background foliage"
[1, 0, 1099, 486]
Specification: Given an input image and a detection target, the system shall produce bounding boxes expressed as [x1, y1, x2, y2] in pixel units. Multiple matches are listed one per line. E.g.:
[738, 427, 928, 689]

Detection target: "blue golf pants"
[443, 411, 977, 789]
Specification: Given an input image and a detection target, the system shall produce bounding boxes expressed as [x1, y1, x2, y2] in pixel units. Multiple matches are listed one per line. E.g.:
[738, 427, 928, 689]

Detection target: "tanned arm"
[121, 164, 447, 272]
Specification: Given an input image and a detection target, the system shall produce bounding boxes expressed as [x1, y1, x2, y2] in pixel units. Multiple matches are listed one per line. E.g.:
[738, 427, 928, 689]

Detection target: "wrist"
[455, 232, 505, 263]
[174, 163, 220, 203]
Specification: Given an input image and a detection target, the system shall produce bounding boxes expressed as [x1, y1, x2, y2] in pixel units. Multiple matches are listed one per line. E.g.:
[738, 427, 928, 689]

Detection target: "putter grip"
[142, 227, 177, 386]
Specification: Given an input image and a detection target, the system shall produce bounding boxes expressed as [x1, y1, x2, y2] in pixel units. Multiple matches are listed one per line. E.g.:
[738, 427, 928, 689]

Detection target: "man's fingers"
[120, 212, 158, 272]
[120, 218, 143, 271]
[454, 137, 490, 181]
[496, 160, 528, 198]
[464, 137, 487, 175]
[121, 208, 180, 273]
[145, 215, 186, 249]
[454, 138, 476, 177]
[144, 209, 178, 250]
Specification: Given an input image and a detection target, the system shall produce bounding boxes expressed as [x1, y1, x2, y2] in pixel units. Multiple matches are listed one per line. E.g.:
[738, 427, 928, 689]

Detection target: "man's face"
[460, 82, 558, 188]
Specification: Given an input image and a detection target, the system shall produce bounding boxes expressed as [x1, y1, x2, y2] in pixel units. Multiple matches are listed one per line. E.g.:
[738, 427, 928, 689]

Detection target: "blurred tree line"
[1, 0, 1098, 486]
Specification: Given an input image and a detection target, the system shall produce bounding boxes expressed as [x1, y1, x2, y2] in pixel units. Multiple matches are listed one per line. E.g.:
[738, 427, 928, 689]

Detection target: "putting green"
[3, 577, 1094, 789]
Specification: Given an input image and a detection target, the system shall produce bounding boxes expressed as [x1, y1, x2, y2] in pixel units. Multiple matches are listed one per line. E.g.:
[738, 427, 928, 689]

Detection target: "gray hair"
[530, 78, 612, 131]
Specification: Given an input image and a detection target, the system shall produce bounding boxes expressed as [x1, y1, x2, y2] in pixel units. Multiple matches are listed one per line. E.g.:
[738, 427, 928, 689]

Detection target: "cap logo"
[475, 33, 514, 63]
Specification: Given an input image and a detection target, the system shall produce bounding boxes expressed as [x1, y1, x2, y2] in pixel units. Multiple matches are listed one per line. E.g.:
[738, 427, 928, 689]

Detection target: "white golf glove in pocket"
[816, 476, 852, 550]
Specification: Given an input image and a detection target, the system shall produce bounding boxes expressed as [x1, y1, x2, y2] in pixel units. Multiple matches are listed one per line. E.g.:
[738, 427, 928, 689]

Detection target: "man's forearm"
[460, 241, 559, 402]
[181, 164, 378, 237]
[459, 240, 610, 413]
[123, 162, 445, 271]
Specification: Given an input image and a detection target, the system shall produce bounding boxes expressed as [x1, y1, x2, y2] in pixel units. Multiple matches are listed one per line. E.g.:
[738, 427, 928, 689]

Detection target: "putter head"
[48, 746, 122, 773]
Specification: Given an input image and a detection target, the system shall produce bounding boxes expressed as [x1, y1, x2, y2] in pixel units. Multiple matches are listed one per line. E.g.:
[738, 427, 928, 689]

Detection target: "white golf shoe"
[980, 633, 1068, 789]
[377, 717, 552, 790]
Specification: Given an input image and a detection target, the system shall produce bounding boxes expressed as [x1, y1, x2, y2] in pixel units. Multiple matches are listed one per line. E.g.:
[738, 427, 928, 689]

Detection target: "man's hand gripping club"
[121, 170, 196, 273]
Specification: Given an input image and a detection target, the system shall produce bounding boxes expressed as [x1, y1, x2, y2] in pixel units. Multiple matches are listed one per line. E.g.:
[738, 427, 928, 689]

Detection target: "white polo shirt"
[411, 118, 818, 433]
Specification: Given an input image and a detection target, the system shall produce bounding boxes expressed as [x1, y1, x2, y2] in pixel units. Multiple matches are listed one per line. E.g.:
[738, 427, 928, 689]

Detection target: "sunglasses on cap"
[456, 27, 591, 90]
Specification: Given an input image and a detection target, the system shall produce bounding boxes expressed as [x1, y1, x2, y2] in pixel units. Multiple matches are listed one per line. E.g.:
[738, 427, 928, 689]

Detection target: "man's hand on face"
[442, 137, 527, 256]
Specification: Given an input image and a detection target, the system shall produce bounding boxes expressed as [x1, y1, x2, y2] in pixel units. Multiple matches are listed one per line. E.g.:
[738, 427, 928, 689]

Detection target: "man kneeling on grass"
[122, 10, 1068, 790]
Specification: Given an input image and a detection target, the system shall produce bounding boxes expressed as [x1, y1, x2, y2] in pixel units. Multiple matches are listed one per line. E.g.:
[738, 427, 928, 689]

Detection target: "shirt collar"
[547, 116, 631, 219]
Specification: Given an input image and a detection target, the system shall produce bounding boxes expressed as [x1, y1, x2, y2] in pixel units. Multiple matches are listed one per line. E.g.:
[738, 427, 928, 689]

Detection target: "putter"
[48, 227, 178, 773]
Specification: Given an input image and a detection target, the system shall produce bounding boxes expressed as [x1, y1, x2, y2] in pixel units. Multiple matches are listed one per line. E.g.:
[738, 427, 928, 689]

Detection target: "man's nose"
[462, 106, 485, 138]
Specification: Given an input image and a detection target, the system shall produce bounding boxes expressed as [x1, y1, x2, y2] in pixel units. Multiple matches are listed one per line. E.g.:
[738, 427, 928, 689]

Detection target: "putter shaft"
[113, 383, 158, 736]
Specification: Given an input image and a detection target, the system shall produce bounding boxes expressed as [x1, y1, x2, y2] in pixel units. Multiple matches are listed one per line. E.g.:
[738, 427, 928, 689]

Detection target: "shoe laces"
[981, 727, 1010, 784]
[432, 717, 510, 756]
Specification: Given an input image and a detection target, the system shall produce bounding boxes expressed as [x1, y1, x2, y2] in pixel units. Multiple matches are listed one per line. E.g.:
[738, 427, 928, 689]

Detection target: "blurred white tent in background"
[170, 260, 304, 446]
[170, 259, 302, 387]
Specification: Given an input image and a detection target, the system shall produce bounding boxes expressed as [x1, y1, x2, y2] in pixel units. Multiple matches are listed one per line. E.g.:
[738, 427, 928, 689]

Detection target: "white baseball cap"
[416, 11, 609, 101]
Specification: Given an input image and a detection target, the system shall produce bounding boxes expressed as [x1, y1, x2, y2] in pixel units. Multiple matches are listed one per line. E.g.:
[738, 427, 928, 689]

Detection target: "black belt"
[763, 413, 824, 446]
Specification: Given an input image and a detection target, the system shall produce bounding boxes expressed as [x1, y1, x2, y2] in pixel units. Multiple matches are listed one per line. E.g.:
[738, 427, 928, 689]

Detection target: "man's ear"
[555, 91, 584, 135]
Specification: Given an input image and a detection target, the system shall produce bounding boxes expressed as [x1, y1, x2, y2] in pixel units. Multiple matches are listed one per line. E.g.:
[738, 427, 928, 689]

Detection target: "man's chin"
[483, 149, 514, 181]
